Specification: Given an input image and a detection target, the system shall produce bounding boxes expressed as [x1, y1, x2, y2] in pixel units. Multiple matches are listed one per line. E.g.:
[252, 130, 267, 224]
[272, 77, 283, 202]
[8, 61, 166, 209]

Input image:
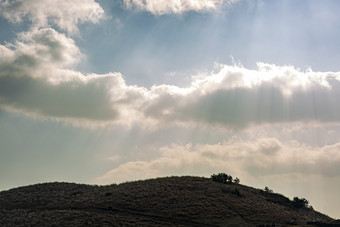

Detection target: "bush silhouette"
[293, 197, 309, 208]
[211, 173, 237, 184]
[264, 186, 273, 193]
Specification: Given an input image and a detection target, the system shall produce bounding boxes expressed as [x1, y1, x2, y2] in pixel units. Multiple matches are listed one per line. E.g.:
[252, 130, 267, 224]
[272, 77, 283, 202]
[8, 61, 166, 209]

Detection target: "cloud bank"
[124, 0, 238, 15]
[2, 28, 340, 128]
[0, 0, 104, 33]
[97, 137, 340, 183]
[1, 0, 340, 129]
[144, 63, 340, 128]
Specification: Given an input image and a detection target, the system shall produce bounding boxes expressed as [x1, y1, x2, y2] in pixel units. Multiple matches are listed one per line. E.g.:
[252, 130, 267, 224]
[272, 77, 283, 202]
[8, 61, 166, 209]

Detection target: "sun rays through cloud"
[1, 0, 340, 219]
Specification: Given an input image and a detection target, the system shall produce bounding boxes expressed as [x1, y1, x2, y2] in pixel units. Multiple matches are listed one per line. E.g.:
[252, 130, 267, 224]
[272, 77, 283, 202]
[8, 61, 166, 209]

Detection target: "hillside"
[0, 176, 338, 226]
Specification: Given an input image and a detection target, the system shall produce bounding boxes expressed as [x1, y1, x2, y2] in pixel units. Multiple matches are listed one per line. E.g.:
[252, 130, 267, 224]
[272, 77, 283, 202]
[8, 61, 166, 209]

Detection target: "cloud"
[0, 0, 104, 33]
[0, 75, 118, 123]
[0, 28, 148, 125]
[142, 63, 340, 128]
[3, 30, 340, 128]
[96, 137, 340, 184]
[123, 0, 238, 15]
[2, 10, 340, 128]
[2, 1, 340, 129]
[0, 28, 81, 80]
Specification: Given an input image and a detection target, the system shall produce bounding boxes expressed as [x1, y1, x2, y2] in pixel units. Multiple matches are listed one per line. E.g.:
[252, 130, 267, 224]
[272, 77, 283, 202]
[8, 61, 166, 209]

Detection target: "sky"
[1, 0, 340, 219]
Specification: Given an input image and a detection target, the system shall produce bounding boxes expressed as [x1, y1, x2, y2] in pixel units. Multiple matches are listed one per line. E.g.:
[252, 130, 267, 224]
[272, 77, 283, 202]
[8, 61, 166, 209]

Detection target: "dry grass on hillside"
[0, 176, 337, 226]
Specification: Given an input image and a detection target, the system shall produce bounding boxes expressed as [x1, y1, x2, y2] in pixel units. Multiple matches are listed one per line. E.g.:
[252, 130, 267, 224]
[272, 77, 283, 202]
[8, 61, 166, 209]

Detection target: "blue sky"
[76, 0, 340, 86]
[1, 0, 340, 218]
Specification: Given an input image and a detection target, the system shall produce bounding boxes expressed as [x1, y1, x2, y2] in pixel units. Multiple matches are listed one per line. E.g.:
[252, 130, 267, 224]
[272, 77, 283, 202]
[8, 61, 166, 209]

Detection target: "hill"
[0, 176, 338, 226]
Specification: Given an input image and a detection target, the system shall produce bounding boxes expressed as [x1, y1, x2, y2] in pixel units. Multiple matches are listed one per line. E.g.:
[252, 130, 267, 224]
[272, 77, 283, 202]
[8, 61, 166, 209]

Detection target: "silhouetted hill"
[0, 176, 338, 226]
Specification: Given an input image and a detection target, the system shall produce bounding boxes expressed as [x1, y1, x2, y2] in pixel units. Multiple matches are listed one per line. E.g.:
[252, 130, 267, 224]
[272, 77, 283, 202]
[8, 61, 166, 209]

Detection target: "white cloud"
[0, 0, 104, 33]
[96, 137, 340, 184]
[142, 63, 340, 128]
[3, 31, 340, 129]
[124, 0, 238, 15]
[0, 28, 147, 125]
[0, 28, 82, 81]
[2, 9, 340, 128]
[2, 1, 340, 129]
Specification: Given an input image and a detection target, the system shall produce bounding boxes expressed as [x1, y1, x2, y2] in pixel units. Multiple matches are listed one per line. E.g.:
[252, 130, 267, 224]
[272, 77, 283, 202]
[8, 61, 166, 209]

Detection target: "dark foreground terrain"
[0, 176, 339, 226]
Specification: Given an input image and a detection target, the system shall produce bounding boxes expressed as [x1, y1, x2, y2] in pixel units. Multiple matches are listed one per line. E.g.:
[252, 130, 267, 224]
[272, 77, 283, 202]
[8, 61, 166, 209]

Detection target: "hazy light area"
[1, 0, 340, 219]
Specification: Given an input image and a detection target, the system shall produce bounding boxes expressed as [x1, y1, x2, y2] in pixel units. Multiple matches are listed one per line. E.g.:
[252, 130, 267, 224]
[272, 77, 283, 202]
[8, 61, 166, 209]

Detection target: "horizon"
[1, 0, 340, 219]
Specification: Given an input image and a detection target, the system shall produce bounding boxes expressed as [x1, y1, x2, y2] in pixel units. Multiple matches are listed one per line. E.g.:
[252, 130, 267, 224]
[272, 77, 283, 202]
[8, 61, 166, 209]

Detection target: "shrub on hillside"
[211, 173, 238, 184]
[292, 197, 309, 208]
[233, 177, 240, 184]
[263, 186, 273, 193]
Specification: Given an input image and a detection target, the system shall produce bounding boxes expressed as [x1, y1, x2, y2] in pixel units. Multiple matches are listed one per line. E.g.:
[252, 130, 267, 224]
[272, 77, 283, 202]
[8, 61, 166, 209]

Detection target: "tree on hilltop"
[211, 173, 239, 184]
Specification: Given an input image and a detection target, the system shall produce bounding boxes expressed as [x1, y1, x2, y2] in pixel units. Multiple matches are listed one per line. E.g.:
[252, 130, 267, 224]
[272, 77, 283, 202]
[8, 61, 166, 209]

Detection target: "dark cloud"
[0, 75, 118, 121]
